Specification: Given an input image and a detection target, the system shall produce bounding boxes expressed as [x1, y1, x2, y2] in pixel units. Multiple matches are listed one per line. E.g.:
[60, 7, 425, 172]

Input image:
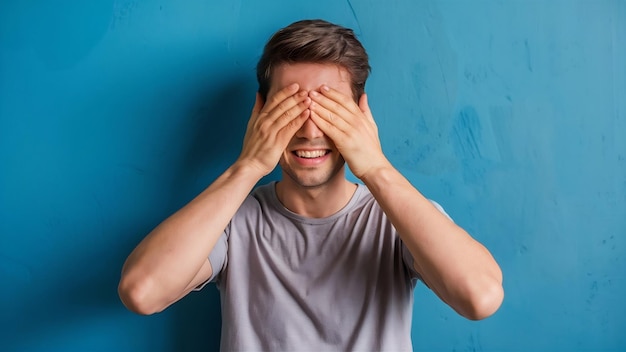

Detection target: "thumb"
[252, 92, 264, 115]
[359, 93, 374, 121]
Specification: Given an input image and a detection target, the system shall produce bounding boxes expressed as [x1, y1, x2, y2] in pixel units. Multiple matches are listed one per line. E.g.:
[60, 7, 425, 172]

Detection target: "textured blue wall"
[1, 1, 624, 351]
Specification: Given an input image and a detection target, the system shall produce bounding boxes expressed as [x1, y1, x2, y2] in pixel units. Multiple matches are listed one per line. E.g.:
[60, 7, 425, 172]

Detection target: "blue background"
[1, 0, 624, 351]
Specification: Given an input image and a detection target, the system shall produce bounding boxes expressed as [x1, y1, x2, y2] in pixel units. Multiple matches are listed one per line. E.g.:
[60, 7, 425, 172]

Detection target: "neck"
[275, 173, 357, 218]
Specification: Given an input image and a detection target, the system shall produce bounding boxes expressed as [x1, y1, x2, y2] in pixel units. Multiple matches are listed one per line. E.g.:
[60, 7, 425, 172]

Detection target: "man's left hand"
[309, 86, 390, 179]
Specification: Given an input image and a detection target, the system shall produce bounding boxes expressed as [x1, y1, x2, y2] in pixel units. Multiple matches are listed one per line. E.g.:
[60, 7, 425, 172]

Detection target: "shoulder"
[230, 182, 282, 223]
[356, 183, 451, 220]
[235, 182, 274, 209]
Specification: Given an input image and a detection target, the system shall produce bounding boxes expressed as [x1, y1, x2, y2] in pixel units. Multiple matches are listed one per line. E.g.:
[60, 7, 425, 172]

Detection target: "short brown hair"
[256, 19, 370, 101]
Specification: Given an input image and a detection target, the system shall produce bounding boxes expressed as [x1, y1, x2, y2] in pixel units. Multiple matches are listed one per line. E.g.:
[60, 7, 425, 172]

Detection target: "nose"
[295, 117, 324, 140]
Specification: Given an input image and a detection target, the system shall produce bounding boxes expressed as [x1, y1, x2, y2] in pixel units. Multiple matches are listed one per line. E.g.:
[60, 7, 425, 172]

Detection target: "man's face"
[267, 63, 354, 189]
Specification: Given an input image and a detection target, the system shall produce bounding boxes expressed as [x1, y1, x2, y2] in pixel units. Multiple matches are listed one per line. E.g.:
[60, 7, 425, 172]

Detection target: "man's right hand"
[118, 84, 311, 315]
[237, 83, 311, 176]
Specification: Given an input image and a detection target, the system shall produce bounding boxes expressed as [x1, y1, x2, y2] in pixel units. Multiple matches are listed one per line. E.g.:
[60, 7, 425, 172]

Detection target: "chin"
[285, 173, 333, 189]
[282, 167, 345, 190]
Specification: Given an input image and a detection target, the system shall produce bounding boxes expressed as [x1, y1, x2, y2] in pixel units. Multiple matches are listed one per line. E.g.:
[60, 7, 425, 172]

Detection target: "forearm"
[361, 163, 503, 320]
[119, 161, 263, 314]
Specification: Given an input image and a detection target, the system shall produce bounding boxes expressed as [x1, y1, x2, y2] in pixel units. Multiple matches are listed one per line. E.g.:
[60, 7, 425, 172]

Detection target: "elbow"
[118, 275, 164, 316]
[461, 279, 504, 321]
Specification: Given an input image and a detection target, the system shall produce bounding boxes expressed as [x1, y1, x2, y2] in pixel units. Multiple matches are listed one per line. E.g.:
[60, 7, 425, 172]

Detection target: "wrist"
[359, 161, 398, 191]
[228, 159, 267, 184]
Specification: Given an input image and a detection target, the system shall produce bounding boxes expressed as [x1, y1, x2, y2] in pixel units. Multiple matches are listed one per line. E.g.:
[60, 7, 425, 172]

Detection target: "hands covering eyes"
[238, 84, 389, 180]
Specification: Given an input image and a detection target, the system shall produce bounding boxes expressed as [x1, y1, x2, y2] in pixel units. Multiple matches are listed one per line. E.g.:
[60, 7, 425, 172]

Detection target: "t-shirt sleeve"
[429, 199, 452, 221]
[401, 199, 453, 284]
[208, 230, 229, 282]
[193, 193, 261, 291]
[193, 228, 229, 291]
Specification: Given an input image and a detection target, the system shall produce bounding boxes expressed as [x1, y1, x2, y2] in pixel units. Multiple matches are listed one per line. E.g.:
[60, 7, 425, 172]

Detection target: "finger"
[309, 98, 351, 133]
[276, 109, 310, 144]
[247, 92, 265, 125]
[274, 90, 309, 118]
[309, 109, 346, 142]
[318, 85, 362, 116]
[261, 83, 300, 116]
[309, 90, 354, 124]
[273, 96, 311, 130]
[261, 90, 309, 129]
[253, 92, 264, 115]
[358, 93, 375, 122]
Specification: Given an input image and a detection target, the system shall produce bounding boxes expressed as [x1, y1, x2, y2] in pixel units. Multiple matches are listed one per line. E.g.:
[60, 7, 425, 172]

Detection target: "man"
[118, 19, 504, 351]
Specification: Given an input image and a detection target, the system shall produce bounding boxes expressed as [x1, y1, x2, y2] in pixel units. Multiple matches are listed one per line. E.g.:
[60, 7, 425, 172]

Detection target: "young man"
[118, 19, 504, 351]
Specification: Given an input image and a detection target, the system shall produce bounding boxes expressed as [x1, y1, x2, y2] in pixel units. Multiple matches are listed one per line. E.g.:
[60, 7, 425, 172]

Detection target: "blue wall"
[1, 1, 624, 351]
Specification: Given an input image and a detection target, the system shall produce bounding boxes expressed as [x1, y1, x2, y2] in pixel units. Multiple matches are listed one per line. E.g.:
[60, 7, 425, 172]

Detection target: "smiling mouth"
[293, 150, 330, 158]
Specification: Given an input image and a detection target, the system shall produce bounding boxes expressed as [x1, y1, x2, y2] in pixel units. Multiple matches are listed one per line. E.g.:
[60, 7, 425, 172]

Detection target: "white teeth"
[295, 150, 327, 158]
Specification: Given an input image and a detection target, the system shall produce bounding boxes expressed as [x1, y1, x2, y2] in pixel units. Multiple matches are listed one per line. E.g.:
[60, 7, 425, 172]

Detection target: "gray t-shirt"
[205, 182, 445, 351]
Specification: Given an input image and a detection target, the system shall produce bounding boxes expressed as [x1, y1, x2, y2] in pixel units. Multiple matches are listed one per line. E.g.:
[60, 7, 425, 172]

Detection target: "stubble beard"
[279, 156, 346, 190]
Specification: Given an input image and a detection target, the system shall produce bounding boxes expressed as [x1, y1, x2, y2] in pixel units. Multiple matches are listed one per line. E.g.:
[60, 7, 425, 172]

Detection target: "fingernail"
[310, 91, 319, 97]
[288, 83, 298, 90]
[298, 90, 308, 97]
[321, 85, 330, 91]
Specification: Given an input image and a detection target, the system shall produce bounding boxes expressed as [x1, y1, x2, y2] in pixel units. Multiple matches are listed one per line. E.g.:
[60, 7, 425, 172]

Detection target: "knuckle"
[258, 121, 272, 136]
[257, 111, 270, 121]
[269, 94, 282, 107]
[281, 108, 294, 120]
[276, 100, 289, 113]
[287, 119, 301, 130]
